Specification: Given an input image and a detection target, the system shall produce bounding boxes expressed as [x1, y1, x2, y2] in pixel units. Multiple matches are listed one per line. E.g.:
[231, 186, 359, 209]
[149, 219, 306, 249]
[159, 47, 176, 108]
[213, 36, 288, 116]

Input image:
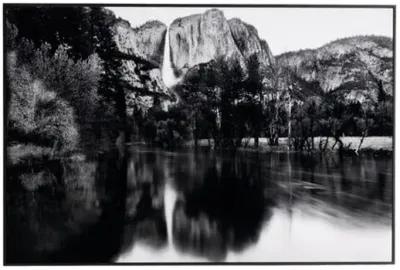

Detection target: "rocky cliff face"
[114, 19, 166, 65]
[277, 36, 393, 102]
[169, 9, 275, 78]
[111, 7, 393, 107]
[112, 18, 170, 111]
[228, 18, 275, 70]
[169, 9, 243, 76]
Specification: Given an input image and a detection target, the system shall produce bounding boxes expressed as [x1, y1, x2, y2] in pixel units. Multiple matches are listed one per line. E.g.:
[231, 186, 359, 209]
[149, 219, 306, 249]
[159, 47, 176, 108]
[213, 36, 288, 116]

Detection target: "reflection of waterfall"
[162, 27, 180, 88]
[164, 182, 177, 245]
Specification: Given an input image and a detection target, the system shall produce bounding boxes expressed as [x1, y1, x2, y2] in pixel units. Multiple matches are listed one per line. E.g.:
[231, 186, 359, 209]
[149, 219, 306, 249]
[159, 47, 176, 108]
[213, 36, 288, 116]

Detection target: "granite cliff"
[168, 9, 275, 78]
[113, 19, 166, 65]
[276, 36, 393, 102]
[111, 18, 170, 111]
[111, 8, 393, 106]
[228, 18, 275, 70]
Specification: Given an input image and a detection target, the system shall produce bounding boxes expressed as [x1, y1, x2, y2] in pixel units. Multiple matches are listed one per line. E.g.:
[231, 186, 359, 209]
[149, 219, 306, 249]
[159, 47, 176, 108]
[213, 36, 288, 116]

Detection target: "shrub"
[7, 53, 36, 134]
[6, 21, 103, 151]
[33, 83, 78, 151]
[7, 51, 78, 152]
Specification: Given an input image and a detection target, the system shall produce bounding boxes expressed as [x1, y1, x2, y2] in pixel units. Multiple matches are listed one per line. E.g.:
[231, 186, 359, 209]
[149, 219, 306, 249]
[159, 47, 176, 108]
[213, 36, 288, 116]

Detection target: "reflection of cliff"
[118, 150, 168, 254]
[172, 159, 273, 261]
[120, 182, 167, 252]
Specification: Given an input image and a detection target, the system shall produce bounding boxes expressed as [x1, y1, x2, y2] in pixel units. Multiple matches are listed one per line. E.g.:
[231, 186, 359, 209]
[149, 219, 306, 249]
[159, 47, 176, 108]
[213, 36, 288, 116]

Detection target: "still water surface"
[5, 146, 392, 263]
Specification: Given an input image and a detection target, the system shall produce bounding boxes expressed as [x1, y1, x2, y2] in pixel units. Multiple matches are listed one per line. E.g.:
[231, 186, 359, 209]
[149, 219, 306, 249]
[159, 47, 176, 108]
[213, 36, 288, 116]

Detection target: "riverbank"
[7, 136, 393, 166]
[188, 136, 393, 152]
[6, 144, 86, 166]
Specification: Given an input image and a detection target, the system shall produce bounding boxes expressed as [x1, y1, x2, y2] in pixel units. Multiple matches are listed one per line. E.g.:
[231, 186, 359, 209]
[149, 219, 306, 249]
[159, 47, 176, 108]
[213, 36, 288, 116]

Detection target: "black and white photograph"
[2, 2, 395, 265]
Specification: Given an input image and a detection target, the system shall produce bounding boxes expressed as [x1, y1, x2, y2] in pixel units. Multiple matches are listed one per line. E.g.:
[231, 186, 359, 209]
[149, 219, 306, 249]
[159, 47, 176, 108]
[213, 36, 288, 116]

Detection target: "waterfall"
[162, 27, 180, 87]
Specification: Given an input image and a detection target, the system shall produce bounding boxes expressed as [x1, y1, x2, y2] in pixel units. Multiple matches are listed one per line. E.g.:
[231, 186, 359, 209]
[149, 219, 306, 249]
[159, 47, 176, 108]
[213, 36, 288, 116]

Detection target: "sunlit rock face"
[228, 18, 275, 71]
[169, 9, 276, 80]
[277, 36, 393, 102]
[169, 9, 242, 76]
[112, 18, 170, 111]
[169, 9, 239, 76]
[114, 19, 166, 65]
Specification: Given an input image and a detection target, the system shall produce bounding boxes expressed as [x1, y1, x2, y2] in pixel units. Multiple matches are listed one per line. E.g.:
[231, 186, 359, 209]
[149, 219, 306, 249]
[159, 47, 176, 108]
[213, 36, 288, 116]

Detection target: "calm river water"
[5, 146, 393, 263]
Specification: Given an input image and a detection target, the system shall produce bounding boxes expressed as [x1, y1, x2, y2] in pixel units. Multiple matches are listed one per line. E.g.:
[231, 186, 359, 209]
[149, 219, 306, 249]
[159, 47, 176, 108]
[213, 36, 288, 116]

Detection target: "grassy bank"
[7, 144, 85, 166]
[7, 144, 53, 166]
[7, 136, 392, 166]
[189, 136, 393, 152]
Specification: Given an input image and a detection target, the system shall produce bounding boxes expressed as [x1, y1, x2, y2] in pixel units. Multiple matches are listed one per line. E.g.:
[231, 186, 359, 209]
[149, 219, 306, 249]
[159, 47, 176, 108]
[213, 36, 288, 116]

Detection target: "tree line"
[141, 55, 393, 152]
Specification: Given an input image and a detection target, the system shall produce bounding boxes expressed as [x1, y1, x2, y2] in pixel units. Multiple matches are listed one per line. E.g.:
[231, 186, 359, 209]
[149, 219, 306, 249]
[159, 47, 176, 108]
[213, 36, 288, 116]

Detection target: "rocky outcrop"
[112, 18, 170, 111]
[228, 18, 275, 71]
[169, 9, 243, 76]
[113, 19, 166, 66]
[169, 9, 275, 78]
[277, 36, 393, 102]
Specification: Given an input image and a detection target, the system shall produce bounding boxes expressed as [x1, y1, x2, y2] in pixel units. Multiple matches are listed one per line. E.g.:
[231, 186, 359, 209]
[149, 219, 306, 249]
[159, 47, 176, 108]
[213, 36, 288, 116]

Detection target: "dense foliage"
[6, 22, 103, 152]
[5, 7, 135, 153]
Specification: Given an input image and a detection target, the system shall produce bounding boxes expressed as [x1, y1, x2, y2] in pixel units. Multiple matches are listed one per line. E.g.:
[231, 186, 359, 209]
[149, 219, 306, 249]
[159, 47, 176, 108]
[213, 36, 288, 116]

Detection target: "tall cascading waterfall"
[161, 26, 181, 107]
[162, 27, 179, 87]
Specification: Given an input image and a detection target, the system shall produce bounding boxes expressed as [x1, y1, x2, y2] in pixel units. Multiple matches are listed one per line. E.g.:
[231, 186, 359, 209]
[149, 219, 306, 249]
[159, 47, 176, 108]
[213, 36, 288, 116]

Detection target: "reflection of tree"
[6, 148, 148, 264]
[6, 161, 67, 263]
[172, 157, 273, 261]
[51, 150, 129, 262]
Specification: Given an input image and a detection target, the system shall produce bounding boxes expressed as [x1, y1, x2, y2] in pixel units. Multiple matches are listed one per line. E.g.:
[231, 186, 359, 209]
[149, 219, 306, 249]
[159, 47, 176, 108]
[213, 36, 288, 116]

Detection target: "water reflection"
[172, 158, 273, 261]
[5, 147, 392, 263]
[119, 151, 168, 254]
[264, 153, 392, 223]
[5, 150, 128, 263]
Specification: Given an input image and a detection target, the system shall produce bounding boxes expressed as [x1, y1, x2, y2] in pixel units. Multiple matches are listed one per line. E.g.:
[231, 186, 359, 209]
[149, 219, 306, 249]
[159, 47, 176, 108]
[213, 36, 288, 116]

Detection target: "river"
[5, 146, 393, 263]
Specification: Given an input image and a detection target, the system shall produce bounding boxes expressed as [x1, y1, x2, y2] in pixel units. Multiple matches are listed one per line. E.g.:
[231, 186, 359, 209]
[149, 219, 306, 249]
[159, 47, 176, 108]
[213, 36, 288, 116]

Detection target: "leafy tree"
[243, 54, 265, 147]
[143, 104, 192, 148]
[175, 61, 221, 148]
[7, 53, 37, 136]
[215, 58, 246, 147]
[372, 100, 393, 135]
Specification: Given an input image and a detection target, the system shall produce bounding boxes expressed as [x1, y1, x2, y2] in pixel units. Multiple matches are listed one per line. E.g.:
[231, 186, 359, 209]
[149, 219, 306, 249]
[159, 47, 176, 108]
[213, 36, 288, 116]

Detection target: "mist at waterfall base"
[5, 146, 392, 263]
